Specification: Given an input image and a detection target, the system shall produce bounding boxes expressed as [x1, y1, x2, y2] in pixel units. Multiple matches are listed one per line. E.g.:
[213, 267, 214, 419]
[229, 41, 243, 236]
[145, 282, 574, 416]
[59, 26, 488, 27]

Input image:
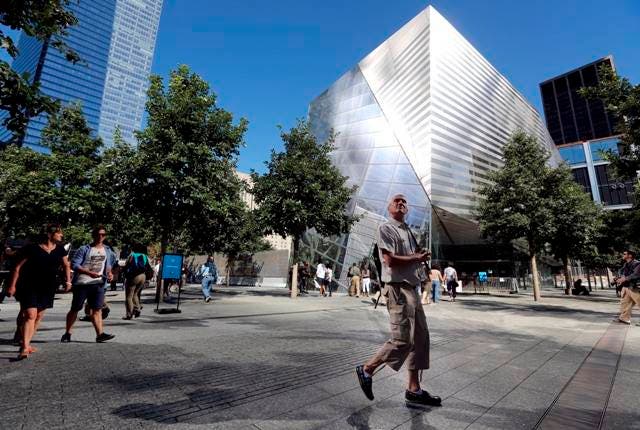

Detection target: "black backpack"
[125, 254, 147, 279]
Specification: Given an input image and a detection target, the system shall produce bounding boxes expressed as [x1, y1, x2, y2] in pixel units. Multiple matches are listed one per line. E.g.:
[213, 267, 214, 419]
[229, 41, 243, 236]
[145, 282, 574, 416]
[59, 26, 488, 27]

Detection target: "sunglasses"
[96, 233, 107, 237]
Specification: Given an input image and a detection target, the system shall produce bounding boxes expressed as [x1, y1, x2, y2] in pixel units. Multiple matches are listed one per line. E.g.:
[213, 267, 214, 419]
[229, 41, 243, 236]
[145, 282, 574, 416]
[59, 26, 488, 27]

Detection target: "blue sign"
[161, 254, 183, 280]
[478, 272, 488, 283]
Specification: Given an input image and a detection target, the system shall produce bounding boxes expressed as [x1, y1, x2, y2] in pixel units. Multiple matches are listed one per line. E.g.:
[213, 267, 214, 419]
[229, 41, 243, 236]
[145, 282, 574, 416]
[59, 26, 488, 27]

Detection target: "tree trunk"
[586, 268, 592, 291]
[530, 253, 541, 302]
[562, 256, 572, 295]
[288, 234, 300, 289]
[226, 258, 232, 288]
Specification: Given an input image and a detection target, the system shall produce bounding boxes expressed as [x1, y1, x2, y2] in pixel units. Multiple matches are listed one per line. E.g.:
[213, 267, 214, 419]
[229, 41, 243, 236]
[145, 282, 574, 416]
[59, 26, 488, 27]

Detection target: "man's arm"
[381, 248, 430, 268]
[62, 256, 72, 292]
[71, 246, 100, 278]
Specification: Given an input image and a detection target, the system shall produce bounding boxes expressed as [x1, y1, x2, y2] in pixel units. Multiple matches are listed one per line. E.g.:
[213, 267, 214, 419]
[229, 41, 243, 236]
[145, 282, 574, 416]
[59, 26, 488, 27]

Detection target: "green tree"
[1, 0, 80, 145]
[547, 167, 603, 294]
[0, 104, 105, 245]
[251, 119, 358, 263]
[93, 127, 150, 246]
[0, 146, 54, 241]
[477, 130, 558, 301]
[579, 65, 640, 181]
[220, 207, 271, 287]
[121, 65, 248, 256]
[41, 104, 105, 241]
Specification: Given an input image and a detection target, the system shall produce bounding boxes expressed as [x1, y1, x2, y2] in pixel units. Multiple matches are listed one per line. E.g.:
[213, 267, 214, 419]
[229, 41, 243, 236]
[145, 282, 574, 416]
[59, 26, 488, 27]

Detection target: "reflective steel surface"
[306, 6, 559, 280]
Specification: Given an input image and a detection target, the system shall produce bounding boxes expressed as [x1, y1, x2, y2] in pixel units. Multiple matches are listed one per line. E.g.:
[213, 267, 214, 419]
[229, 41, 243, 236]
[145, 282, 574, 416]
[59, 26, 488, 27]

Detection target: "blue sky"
[4, 1, 640, 172]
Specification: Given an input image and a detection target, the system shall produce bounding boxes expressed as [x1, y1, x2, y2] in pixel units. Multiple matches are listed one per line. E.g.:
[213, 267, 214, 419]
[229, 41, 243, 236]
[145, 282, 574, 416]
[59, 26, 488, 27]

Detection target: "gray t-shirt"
[377, 218, 426, 286]
[75, 246, 107, 285]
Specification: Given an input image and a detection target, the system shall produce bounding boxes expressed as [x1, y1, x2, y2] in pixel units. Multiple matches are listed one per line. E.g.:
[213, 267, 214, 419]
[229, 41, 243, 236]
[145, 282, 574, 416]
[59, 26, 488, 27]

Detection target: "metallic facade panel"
[306, 5, 558, 278]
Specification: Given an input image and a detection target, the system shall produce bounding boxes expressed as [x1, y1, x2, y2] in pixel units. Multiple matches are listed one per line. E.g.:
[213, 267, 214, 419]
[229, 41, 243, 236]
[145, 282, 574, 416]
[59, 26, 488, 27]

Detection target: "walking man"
[444, 262, 458, 302]
[199, 256, 218, 303]
[315, 261, 327, 296]
[615, 249, 640, 325]
[61, 226, 115, 343]
[349, 263, 361, 297]
[356, 194, 441, 406]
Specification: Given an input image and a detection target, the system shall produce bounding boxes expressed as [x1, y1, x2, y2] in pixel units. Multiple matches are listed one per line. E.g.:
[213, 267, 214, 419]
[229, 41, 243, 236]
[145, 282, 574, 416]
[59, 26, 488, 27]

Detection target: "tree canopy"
[251, 119, 358, 261]
[476, 130, 595, 301]
[579, 64, 640, 181]
[1, 0, 80, 145]
[114, 65, 249, 254]
[0, 104, 104, 245]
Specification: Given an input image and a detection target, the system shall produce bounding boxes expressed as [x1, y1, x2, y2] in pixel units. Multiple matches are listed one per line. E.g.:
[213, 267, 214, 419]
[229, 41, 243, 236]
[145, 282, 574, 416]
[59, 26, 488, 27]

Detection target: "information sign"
[161, 254, 183, 280]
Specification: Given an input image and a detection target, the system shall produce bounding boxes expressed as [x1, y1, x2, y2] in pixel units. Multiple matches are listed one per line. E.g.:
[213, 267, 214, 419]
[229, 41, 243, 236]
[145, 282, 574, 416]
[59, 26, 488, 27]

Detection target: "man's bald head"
[388, 194, 408, 221]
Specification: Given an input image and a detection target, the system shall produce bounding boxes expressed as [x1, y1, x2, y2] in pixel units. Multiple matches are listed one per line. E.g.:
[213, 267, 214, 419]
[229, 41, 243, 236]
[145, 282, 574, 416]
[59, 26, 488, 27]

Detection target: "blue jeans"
[432, 280, 441, 302]
[201, 276, 216, 298]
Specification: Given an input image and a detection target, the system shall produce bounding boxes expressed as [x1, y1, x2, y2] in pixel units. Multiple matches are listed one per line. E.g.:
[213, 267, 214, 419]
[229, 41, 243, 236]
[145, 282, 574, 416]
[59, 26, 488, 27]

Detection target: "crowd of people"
[292, 257, 462, 305]
[0, 224, 163, 360]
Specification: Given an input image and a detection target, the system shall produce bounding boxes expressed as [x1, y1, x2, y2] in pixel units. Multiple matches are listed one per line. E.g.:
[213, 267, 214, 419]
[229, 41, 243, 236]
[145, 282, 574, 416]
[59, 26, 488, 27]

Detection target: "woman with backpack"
[123, 244, 151, 319]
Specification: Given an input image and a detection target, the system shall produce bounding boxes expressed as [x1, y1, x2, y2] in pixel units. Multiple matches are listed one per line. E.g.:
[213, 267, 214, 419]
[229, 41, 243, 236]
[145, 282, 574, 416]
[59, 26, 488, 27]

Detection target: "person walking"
[80, 242, 117, 322]
[326, 264, 333, 297]
[444, 262, 458, 302]
[315, 261, 327, 296]
[123, 244, 151, 319]
[61, 226, 115, 343]
[430, 265, 444, 304]
[361, 264, 371, 297]
[6, 224, 71, 359]
[349, 263, 362, 298]
[356, 194, 441, 406]
[298, 261, 310, 294]
[199, 256, 218, 303]
[614, 250, 640, 325]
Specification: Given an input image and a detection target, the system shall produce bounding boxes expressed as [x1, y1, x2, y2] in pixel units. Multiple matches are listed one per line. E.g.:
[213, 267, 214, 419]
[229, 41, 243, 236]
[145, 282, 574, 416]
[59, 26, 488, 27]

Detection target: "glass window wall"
[558, 145, 586, 165]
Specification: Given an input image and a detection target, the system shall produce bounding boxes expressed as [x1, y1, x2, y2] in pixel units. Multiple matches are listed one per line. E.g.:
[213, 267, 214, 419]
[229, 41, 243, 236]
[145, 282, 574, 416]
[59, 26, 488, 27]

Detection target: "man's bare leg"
[407, 369, 420, 392]
[91, 308, 104, 335]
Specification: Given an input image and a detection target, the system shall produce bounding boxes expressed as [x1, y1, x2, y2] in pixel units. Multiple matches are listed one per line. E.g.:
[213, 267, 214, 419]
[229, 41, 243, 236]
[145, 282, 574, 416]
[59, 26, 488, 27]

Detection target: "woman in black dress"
[6, 224, 71, 359]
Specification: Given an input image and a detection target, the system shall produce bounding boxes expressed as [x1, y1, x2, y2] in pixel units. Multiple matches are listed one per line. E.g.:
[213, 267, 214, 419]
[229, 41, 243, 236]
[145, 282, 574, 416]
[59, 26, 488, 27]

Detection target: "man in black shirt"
[615, 249, 640, 325]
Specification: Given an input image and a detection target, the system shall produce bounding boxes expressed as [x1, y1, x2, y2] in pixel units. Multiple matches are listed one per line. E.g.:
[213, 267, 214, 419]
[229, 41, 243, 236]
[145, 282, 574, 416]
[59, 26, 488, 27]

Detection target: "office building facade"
[98, 0, 164, 147]
[540, 57, 633, 209]
[305, 6, 558, 282]
[0, 0, 163, 149]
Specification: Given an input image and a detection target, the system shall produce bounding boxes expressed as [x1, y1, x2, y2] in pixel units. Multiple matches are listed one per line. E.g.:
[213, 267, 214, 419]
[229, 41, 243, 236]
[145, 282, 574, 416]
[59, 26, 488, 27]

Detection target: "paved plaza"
[1, 284, 638, 429]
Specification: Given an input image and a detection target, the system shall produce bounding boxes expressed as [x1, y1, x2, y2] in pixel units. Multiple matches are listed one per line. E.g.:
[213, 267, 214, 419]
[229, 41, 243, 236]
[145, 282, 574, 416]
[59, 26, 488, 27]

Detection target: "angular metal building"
[305, 6, 559, 283]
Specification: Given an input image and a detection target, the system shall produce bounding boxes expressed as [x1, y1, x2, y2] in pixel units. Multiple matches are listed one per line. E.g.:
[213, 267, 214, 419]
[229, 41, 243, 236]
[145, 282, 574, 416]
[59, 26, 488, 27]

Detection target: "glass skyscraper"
[0, 0, 163, 149]
[305, 6, 559, 283]
[540, 57, 633, 209]
[99, 0, 164, 147]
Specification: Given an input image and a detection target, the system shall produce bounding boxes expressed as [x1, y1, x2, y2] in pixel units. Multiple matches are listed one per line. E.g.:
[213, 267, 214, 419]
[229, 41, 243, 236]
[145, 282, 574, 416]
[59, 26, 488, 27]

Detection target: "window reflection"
[558, 145, 586, 165]
[590, 138, 619, 162]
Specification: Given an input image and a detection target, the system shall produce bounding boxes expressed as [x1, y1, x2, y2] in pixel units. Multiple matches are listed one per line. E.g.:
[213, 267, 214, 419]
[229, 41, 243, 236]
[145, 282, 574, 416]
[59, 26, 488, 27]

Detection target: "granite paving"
[0, 284, 635, 429]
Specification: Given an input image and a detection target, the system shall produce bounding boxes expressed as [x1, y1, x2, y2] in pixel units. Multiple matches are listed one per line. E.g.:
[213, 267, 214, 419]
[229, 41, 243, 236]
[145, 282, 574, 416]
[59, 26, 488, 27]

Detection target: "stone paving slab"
[0, 285, 636, 429]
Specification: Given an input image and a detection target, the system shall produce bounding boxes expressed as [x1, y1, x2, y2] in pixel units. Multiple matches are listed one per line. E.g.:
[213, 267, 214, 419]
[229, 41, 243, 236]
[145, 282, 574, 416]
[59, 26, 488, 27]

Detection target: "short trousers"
[71, 283, 105, 312]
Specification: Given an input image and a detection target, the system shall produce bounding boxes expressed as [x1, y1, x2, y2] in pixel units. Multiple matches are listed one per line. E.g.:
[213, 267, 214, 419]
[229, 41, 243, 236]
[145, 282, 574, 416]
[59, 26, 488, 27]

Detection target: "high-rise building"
[0, 0, 163, 150]
[305, 6, 559, 282]
[540, 57, 633, 208]
[99, 0, 163, 147]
